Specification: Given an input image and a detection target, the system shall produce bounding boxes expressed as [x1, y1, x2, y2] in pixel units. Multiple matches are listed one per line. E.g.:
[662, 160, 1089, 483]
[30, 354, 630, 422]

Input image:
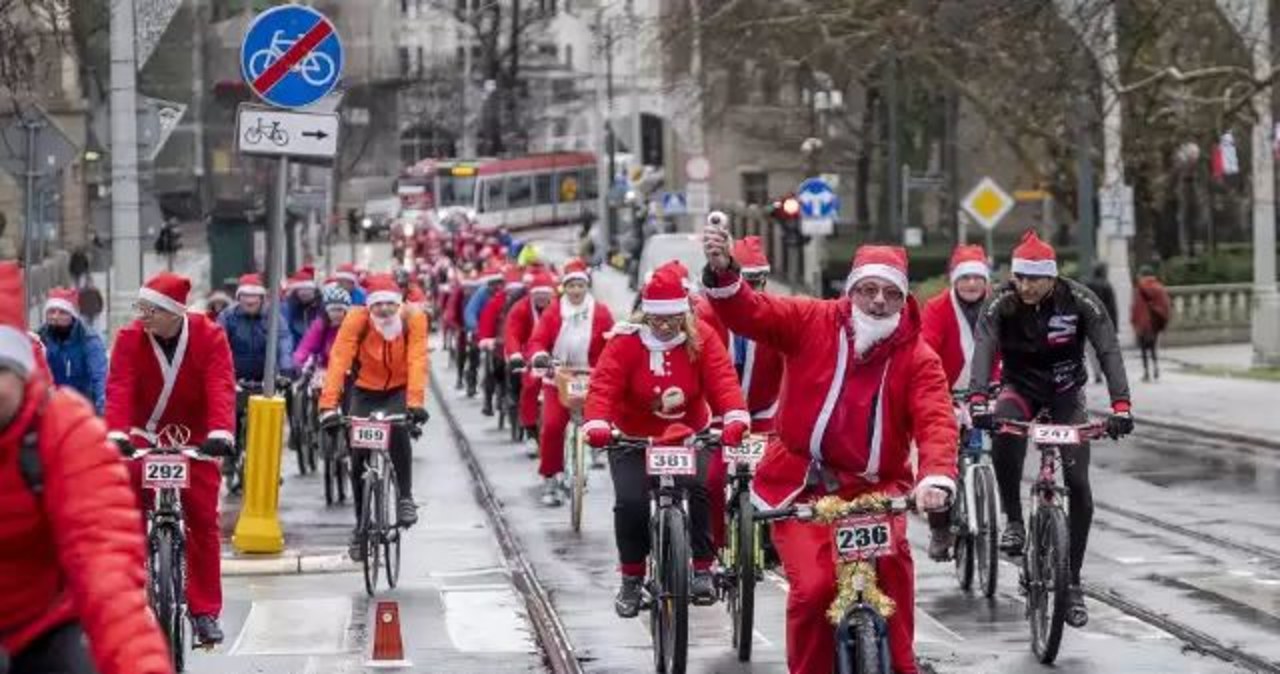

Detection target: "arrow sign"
[236, 105, 339, 159]
[240, 4, 344, 110]
[797, 177, 839, 236]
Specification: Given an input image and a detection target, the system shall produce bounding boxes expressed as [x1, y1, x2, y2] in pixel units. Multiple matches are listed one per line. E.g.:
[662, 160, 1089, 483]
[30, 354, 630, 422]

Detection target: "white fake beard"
[371, 313, 404, 341]
[851, 306, 901, 357]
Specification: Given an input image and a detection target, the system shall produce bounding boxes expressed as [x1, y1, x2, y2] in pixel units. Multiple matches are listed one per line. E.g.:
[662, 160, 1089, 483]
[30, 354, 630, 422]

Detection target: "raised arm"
[1074, 283, 1130, 405]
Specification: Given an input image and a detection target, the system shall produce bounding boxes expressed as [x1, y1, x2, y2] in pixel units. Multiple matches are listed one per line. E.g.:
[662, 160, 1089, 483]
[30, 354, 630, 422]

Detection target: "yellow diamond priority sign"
[962, 177, 1014, 231]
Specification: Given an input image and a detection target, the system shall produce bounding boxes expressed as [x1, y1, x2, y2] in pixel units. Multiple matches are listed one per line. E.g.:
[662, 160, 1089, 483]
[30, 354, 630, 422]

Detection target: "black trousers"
[608, 447, 714, 571]
[992, 387, 1094, 584]
[5, 623, 97, 674]
[1139, 335, 1160, 378]
[348, 387, 413, 526]
[483, 349, 506, 409]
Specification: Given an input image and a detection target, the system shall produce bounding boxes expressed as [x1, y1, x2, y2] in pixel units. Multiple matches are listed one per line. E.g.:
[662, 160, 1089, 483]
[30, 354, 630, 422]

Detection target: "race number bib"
[724, 434, 767, 465]
[350, 420, 392, 451]
[142, 455, 189, 489]
[1031, 424, 1080, 446]
[567, 378, 589, 397]
[833, 514, 895, 561]
[646, 445, 697, 477]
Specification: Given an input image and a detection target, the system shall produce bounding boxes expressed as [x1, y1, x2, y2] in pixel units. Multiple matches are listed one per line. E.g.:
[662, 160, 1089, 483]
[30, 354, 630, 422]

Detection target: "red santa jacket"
[503, 294, 546, 359]
[105, 313, 236, 446]
[477, 289, 507, 341]
[920, 288, 1000, 390]
[704, 273, 957, 509]
[527, 296, 615, 368]
[695, 295, 785, 432]
[583, 319, 749, 438]
[0, 369, 173, 673]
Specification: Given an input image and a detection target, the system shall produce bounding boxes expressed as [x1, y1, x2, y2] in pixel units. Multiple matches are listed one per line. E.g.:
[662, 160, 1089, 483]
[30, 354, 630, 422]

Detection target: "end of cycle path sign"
[237, 105, 339, 159]
[240, 4, 343, 110]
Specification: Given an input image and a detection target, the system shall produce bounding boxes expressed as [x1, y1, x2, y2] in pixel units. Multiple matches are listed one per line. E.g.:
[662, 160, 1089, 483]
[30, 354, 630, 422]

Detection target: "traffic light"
[771, 194, 801, 221]
[154, 222, 182, 254]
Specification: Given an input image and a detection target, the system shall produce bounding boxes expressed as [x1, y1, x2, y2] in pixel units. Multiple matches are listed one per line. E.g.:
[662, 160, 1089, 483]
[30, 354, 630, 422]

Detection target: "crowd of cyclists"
[0, 208, 1138, 673]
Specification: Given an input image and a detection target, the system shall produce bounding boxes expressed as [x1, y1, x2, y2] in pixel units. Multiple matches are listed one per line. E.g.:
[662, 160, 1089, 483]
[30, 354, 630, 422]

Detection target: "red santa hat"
[844, 245, 909, 294]
[734, 236, 771, 275]
[528, 270, 557, 296]
[503, 263, 525, 290]
[0, 263, 34, 379]
[44, 287, 80, 319]
[561, 258, 590, 285]
[641, 261, 691, 315]
[479, 261, 504, 284]
[654, 422, 696, 447]
[139, 271, 191, 315]
[236, 273, 267, 297]
[949, 244, 990, 283]
[287, 267, 317, 293]
[335, 263, 359, 284]
[365, 274, 403, 306]
[1011, 230, 1057, 277]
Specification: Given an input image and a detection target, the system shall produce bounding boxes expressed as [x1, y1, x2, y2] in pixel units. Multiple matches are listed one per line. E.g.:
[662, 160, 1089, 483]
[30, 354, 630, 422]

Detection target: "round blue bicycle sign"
[240, 4, 344, 109]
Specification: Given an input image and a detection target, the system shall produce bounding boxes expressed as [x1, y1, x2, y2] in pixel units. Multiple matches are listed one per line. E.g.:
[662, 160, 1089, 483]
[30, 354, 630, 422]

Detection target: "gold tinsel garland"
[810, 494, 899, 625]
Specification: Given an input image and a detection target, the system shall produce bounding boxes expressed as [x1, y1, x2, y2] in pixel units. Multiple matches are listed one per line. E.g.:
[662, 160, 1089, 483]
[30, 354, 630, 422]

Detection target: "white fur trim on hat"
[740, 265, 771, 275]
[367, 290, 404, 305]
[0, 325, 35, 378]
[702, 278, 742, 299]
[335, 271, 359, 283]
[138, 286, 187, 315]
[641, 297, 690, 315]
[1011, 258, 1058, 277]
[845, 263, 908, 294]
[529, 285, 555, 295]
[561, 271, 590, 284]
[44, 297, 79, 318]
[288, 280, 318, 291]
[236, 284, 267, 297]
[950, 260, 990, 283]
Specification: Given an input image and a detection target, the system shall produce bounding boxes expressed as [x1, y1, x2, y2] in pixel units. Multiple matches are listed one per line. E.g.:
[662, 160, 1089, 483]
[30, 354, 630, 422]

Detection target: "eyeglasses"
[645, 314, 685, 330]
[850, 283, 905, 303]
[132, 301, 160, 317]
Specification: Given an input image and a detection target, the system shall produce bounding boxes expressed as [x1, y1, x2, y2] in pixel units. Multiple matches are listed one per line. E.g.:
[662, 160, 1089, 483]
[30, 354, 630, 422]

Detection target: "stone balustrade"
[1164, 283, 1253, 346]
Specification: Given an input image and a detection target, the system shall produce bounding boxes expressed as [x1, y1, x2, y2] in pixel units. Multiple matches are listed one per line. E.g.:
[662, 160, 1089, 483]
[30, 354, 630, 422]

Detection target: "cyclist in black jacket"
[967, 230, 1134, 630]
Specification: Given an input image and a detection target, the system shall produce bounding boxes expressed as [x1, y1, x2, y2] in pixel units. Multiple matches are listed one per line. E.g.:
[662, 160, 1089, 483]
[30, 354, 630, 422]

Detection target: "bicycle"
[130, 425, 220, 672]
[718, 433, 768, 662]
[608, 428, 719, 674]
[347, 411, 421, 596]
[242, 119, 289, 147]
[995, 417, 1105, 664]
[506, 359, 525, 443]
[314, 370, 349, 506]
[228, 379, 263, 495]
[246, 29, 336, 86]
[950, 395, 1001, 598]
[554, 365, 591, 532]
[289, 366, 319, 477]
[756, 493, 922, 674]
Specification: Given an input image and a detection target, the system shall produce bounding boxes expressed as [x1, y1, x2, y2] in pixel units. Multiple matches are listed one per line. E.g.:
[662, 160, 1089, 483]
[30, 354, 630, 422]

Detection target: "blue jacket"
[38, 320, 107, 414]
[283, 294, 323, 346]
[465, 285, 493, 332]
[218, 305, 295, 382]
[350, 286, 367, 306]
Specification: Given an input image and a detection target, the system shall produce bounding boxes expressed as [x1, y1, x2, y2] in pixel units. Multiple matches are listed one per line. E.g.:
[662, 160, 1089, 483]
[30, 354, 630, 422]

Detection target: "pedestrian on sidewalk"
[1085, 264, 1118, 384]
[1131, 265, 1172, 382]
[37, 288, 108, 415]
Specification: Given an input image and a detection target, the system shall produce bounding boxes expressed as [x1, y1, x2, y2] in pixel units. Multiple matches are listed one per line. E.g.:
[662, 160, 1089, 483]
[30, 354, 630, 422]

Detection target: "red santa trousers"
[519, 369, 540, 430]
[539, 381, 570, 478]
[129, 459, 223, 617]
[773, 516, 917, 674]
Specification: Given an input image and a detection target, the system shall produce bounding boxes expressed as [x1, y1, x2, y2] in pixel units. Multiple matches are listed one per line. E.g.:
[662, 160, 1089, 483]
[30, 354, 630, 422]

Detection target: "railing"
[1164, 283, 1252, 346]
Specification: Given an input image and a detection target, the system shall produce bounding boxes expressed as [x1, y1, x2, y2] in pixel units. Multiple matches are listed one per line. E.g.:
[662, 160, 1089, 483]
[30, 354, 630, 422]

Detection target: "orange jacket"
[320, 306, 429, 409]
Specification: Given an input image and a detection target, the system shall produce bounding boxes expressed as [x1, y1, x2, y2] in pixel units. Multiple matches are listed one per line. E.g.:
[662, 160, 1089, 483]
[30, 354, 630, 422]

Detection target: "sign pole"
[264, 155, 287, 397]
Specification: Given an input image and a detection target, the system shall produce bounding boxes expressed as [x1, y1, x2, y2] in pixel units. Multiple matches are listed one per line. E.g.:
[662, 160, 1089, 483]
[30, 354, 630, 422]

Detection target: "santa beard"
[851, 306, 901, 357]
[371, 312, 404, 341]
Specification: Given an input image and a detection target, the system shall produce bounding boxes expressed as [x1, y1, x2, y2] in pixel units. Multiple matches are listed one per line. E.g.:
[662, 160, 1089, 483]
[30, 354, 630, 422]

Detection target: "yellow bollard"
[232, 395, 286, 554]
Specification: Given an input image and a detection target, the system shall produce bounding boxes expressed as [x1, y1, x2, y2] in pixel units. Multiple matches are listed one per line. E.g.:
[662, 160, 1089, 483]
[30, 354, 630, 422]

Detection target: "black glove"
[968, 394, 995, 431]
[408, 407, 429, 426]
[201, 437, 234, 458]
[508, 354, 525, 371]
[531, 353, 551, 370]
[112, 436, 135, 457]
[320, 410, 343, 433]
[1106, 409, 1134, 439]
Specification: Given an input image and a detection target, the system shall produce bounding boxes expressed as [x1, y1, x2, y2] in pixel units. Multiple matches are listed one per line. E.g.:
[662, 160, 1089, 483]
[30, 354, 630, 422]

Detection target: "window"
[534, 173, 554, 204]
[555, 169, 580, 203]
[564, 44, 574, 70]
[483, 177, 506, 212]
[741, 171, 769, 206]
[582, 167, 598, 200]
[416, 46, 424, 75]
[439, 176, 477, 208]
[398, 47, 411, 76]
[507, 175, 533, 208]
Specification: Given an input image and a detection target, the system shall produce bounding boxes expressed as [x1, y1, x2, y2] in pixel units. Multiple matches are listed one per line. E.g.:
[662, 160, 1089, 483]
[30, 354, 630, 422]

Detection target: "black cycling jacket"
[969, 277, 1130, 405]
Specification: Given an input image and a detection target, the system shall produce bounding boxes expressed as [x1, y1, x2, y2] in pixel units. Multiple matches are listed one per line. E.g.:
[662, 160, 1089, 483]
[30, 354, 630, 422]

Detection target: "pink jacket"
[293, 317, 340, 369]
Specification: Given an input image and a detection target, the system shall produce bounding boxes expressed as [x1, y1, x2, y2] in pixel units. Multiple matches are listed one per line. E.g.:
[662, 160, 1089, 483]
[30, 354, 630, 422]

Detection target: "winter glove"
[586, 425, 614, 449]
[531, 353, 551, 371]
[721, 420, 748, 448]
[201, 436, 235, 458]
[507, 354, 526, 371]
[1106, 400, 1134, 439]
[967, 393, 994, 431]
[320, 409, 343, 433]
[112, 435, 135, 457]
[408, 407, 430, 426]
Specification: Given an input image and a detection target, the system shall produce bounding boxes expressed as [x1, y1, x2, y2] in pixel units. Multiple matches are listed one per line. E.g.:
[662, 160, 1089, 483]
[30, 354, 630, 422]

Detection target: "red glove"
[586, 425, 613, 448]
[722, 420, 748, 448]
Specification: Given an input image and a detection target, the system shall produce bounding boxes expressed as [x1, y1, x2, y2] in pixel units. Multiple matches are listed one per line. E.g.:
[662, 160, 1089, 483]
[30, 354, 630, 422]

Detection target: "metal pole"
[605, 21, 617, 246]
[264, 156, 287, 397]
[192, 0, 207, 216]
[885, 51, 901, 241]
[324, 166, 335, 275]
[22, 116, 37, 312]
[110, 0, 142, 333]
[1073, 87, 1096, 279]
[900, 162, 910, 242]
[461, 2, 475, 157]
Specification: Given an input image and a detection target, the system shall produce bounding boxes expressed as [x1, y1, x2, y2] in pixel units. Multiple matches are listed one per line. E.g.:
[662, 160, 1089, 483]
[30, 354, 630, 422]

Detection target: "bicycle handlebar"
[128, 446, 220, 463]
[754, 494, 917, 523]
[994, 418, 1106, 440]
[607, 428, 723, 452]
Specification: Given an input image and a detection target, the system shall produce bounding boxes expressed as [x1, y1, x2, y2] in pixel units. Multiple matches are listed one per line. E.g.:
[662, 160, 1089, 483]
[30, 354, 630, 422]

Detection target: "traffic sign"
[961, 177, 1014, 231]
[240, 4, 344, 109]
[236, 106, 339, 159]
[685, 156, 710, 181]
[797, 177, 839, 236]
[661, 191, 687, 216]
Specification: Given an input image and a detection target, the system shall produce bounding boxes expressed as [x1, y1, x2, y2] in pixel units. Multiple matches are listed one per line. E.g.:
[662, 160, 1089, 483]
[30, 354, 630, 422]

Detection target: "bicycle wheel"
[1029, 506, 1070, 664]
[569, 423, 586, 533]
[293, 405, 309, 476]
[150, 526, 184, 670]
[953, 473, 975, 592]
[322, 431, 338, 505]
[658, 507, 690, 674]
[384, 461, 402, 589]
[837, 609, 883, 674]
[974, 467, 1000, 598]
[730, 486, 757, 662]
[361, 470, 382, 596]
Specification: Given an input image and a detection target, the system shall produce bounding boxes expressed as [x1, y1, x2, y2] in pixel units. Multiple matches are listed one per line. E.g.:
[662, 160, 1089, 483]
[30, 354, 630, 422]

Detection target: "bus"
[396, 152, 600, 231]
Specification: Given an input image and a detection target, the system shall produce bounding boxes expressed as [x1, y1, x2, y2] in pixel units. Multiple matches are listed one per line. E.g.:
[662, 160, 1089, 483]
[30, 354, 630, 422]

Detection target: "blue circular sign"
[240, 5, 344, 109]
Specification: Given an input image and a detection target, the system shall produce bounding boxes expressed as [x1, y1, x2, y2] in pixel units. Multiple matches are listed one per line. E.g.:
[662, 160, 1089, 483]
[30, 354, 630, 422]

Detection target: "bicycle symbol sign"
[240, 4, 343, 109]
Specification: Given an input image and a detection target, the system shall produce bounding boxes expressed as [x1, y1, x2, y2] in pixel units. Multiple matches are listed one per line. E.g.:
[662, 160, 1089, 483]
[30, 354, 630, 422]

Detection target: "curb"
[221, 550, 356, 577]
[1087, 405, 1280, 452]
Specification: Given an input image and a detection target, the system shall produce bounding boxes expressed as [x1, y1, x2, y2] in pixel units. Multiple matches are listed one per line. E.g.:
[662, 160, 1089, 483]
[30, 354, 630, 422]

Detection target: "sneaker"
[397, 498, 419, 527]
[928, 527, 955, 562]
[540, 478, 562, 507]
[614, 576, 644, 618]
[191, 614, 224, 646]
[691, 570, 716, 606]
[1065, 585, 1089, 628]
[1001, 522, 1026, 556]
[348, 530, 366, 561]
[524, 437, 540, 460]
